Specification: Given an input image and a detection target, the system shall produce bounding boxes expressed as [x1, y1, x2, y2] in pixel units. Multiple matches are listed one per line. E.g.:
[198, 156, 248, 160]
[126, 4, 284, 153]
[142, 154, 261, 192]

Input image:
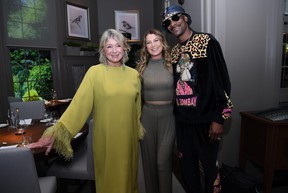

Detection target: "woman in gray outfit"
[137, 28, 175, 193]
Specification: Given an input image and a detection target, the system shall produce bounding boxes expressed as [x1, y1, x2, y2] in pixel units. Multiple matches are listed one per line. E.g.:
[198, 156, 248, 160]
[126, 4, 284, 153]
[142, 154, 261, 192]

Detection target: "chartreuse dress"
[42, 64, 144, 193]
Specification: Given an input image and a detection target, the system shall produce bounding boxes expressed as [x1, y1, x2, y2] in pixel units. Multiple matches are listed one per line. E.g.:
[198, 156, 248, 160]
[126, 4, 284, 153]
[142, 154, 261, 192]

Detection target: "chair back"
[46, 119, 95, 180]
[87, 119, 95, 180]
[0, 148, 42, 193]
[8, 96, 22, 103]
[9, 100, 45, 119]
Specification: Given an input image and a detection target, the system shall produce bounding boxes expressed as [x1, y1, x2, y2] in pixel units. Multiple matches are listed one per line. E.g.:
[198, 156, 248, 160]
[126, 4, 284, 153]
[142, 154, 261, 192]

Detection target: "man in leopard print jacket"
[162, 5, 233, 193]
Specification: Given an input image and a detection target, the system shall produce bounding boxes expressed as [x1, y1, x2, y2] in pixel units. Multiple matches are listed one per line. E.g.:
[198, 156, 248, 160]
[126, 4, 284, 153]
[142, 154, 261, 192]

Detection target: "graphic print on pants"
[175, 53, 198, 107]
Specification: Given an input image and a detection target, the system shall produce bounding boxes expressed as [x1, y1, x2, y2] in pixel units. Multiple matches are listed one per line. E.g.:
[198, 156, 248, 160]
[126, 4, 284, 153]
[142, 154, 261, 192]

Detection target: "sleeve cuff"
[42, 122, 74, 160]
[213, 115, 225, 125]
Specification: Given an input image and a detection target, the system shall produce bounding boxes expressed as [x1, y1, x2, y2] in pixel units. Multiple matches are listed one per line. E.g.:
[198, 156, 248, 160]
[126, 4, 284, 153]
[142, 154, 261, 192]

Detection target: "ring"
[217, 137, 222, 140]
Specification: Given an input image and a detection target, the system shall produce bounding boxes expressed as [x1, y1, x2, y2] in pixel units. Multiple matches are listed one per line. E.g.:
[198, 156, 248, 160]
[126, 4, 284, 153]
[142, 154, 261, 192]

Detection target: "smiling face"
[166, 14, 190, 41]
[103, 38, 124, 67]
[145, 33, 163, 60]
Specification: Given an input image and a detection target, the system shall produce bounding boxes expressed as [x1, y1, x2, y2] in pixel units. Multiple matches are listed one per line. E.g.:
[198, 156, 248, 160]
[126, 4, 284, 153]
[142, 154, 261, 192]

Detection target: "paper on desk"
[0, 144, 18, 149]
[20, 119, 32, 125]
[73, 132, 82, 139]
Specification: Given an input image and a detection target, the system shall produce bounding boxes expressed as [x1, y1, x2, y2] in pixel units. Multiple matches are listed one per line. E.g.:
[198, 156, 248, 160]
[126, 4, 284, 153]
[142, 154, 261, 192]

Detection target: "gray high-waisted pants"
[140, 103, 175, 193]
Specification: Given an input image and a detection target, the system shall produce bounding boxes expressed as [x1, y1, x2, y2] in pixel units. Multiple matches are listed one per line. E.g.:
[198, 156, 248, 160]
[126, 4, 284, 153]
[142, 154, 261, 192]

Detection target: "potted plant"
[80, 42, 98, 56]
[63, 41, 82, 56]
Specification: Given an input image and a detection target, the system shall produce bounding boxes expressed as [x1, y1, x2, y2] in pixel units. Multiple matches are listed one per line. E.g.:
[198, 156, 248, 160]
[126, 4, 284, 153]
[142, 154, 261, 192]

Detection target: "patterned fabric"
[171, 31, 233, 124]
[171, 33, 210, 63]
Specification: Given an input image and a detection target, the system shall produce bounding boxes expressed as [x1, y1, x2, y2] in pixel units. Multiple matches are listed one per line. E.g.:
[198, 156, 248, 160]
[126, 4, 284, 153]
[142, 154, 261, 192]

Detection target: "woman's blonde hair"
[136, 28, 172, 75]
[98, 29, 131, 65]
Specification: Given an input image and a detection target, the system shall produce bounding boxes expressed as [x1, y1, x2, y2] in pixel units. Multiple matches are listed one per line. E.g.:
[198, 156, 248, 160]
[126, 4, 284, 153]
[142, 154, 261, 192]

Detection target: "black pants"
[176, 121, 219, 193]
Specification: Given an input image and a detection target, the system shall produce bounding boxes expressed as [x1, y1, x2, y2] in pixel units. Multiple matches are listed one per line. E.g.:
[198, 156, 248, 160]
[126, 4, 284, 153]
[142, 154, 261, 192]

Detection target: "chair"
[0, 148, 57, 193]
[46, 119, 95, 192]
[8, 96, 22, 103]
[9, 100, 45, 119]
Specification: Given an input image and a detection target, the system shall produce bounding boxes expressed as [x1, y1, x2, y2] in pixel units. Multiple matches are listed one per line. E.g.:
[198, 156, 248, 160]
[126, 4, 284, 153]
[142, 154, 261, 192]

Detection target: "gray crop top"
[142, 59, 174, 102]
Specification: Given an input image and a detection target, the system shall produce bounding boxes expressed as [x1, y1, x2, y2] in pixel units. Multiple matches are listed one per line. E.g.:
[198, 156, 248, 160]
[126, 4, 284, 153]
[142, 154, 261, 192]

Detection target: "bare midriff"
[145, 100, 172, 105]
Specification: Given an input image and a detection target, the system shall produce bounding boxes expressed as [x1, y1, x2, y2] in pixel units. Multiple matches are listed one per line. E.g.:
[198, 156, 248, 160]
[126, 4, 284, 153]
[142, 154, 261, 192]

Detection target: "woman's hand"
[27, 136, 55, 156]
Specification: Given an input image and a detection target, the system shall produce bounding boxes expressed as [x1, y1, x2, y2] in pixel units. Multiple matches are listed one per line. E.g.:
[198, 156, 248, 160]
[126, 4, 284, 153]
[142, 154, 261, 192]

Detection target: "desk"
[0, 121, 88, 160]
[239, 111, 288, 193]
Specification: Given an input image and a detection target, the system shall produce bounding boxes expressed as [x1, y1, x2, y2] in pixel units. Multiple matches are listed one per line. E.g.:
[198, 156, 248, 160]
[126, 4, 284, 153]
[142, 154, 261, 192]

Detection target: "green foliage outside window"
[10, 49, 53, 101]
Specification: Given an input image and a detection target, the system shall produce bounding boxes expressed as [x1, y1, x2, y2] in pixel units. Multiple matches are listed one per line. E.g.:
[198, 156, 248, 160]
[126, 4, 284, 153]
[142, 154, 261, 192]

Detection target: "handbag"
[219, 163, 262, 193]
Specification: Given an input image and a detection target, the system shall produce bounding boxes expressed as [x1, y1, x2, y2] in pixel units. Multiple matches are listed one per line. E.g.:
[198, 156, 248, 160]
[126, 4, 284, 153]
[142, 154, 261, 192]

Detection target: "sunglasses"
[162, 14, 182, 28]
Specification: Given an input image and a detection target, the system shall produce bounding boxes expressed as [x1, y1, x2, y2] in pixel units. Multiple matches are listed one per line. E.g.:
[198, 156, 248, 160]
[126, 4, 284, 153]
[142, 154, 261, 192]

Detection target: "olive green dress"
[43, 64, 143, 193]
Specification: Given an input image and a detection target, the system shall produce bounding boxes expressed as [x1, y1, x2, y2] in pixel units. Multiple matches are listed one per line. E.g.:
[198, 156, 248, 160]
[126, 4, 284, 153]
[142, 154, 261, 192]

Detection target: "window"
[282, 13, 288, 89]
[6, 0, 47, 40]
[282, 31, 288, 88]
[3, 0, 57, 48]
[2, 0, 57, 101]
[281, 7, 288, 103]
[281, 2, 286, 89]
[10, 49, 53, 101]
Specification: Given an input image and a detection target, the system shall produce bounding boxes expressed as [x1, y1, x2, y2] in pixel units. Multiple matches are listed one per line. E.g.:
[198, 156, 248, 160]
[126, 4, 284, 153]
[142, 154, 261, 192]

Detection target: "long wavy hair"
[136, 28, 172, 76]
[98, 29, 130, 65]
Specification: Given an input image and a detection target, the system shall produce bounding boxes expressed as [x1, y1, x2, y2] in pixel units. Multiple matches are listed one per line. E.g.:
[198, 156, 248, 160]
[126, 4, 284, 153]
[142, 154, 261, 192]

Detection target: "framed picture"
[114, 10, 140, 41]
[66, 3, 90, 40]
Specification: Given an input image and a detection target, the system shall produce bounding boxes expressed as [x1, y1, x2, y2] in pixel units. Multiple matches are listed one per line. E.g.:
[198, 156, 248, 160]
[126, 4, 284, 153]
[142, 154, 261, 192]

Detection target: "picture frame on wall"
[114, 10, 140, 41]
[66, 3, 90, 40]
[285, 0, 288, 15]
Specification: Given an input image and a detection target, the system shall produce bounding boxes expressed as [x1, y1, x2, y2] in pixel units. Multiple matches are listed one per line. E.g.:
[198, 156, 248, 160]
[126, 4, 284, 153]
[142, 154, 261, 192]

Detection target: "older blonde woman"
[28, 29, 143, 193]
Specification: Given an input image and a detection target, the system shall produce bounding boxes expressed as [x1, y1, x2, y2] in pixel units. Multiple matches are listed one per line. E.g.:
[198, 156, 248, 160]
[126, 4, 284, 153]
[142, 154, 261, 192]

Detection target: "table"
[239, 111, 288, 193]
[0, 120, 88, 160]
[45, 99, 72, 116]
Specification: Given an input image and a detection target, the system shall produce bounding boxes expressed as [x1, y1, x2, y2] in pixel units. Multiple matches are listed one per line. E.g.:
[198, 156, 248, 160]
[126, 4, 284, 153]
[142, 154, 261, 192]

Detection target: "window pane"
[23, 23, 37, 39]
[22, 0, 35, 8]
[36, 10, 46, 22]
[35, 0, 46, 10]
[7, 11, 21, 22]
[10, 49, 54, 101]
[281, 67, 288, 88]
[7, 21, 23, 39]
[3, 0, 57, 48]
[22, 7, 36, 23]
[282, 13, 288, 89]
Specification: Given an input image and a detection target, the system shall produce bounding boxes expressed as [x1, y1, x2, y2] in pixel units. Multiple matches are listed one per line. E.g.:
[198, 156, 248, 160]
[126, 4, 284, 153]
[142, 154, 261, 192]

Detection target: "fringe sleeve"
[138, 122, 145, 140]
[136, 75, 145, 140]
[42, 122, 74, 160]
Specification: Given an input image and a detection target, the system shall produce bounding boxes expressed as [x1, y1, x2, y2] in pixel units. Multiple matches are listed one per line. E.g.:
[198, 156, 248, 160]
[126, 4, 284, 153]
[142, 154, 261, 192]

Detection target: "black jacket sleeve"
[207, 35, 233, 124]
